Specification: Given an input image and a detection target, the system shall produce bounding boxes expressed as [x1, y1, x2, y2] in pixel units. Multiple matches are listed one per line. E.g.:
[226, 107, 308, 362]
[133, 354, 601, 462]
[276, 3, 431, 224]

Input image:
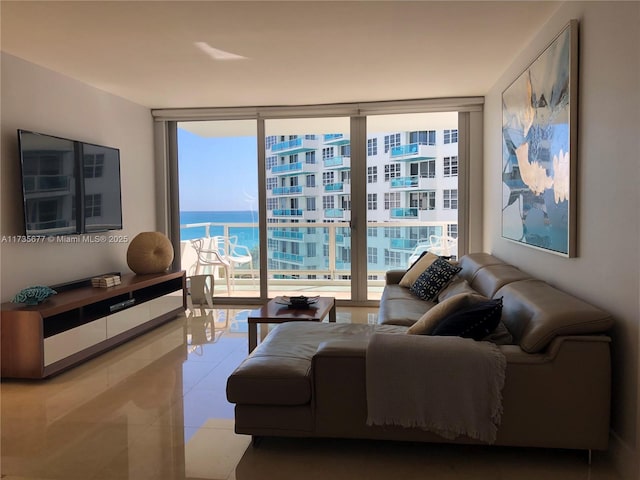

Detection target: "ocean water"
[180, 210, 259, 250]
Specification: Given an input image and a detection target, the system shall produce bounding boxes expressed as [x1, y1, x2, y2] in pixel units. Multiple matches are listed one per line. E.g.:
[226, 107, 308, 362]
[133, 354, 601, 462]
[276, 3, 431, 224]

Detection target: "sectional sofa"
[226, 253, 613, 453]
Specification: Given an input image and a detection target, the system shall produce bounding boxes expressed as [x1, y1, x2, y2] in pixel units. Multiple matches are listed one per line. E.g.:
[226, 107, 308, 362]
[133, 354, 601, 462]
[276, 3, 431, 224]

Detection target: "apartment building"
[265, 128, 459, 280]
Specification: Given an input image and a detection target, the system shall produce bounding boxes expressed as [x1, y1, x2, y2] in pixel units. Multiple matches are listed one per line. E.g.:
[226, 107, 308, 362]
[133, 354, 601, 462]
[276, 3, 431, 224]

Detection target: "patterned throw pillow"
[409, 257, 461, 301]
[431, 297, 503, 341]
[399, 251, 439, 288]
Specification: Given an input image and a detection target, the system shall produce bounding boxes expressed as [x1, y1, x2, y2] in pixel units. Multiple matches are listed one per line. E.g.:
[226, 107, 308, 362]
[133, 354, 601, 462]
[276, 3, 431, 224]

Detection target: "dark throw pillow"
[431, 297, 503, 341]
[409, 257, 462, 301]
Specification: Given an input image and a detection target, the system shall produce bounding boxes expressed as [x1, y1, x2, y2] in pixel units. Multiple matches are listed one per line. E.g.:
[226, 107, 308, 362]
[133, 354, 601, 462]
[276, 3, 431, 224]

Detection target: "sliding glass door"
[264, 117, 352, 300]
[365, 113, 459, 299]
[162, 101, 478, 304]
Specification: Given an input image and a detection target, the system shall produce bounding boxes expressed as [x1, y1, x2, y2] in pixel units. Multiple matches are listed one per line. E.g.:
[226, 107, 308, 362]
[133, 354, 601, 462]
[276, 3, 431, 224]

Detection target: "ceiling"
[1, 1, 560, 110]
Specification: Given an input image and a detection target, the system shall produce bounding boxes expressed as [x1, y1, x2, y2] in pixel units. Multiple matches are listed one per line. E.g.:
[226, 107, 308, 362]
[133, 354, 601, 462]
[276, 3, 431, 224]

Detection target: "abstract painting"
[502, 20, 578, 256]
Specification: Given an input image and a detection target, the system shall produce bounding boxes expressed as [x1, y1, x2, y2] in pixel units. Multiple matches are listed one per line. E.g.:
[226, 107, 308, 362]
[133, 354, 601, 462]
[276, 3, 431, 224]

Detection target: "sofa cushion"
[379, 284, 434, 326]
[407, 292, 488, 335]
[409, 258, 461, 301]
[226, 322, 407, 405]
[470, 264, 531, 298]
[431, 297, 503, 340]
[457, 253, 506, 282]
[399, 251, 439, 288]
[437, 277, 477, 302]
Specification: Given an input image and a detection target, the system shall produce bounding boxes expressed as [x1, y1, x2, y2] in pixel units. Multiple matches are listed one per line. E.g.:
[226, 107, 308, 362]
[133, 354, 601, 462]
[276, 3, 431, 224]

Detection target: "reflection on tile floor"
[1, 307, 624, 480]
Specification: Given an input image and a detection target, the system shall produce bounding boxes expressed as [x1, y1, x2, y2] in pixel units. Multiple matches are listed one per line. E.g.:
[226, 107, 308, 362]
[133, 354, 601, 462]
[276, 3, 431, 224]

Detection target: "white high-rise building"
[265, 128, 459, 280]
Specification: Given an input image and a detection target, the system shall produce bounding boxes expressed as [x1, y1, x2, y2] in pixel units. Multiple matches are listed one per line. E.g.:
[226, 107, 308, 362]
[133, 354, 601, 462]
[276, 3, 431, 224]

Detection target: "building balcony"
[390, 207, 418, 218]
[323, 156, 350, 170]
[324, 208, 344, 219]
[323, 258, 351, 270]
[390, 238, 418, 250]
[270, 137, 319, 155]
[323, 134, 350, 146]
[271, 162, 303, 175]
[270, 229, 305, 241]
[272, 185, 303, 195]
[272, 209, 303, 217]
[23, 174, 71, 194]
[390, 143, 437, 161]
[390, 175, 437, 190]
[323, 233, 350, 246]
[272, 251, 304, 264]
[324, 182, 344, 192]
[390, 176, 418, 189]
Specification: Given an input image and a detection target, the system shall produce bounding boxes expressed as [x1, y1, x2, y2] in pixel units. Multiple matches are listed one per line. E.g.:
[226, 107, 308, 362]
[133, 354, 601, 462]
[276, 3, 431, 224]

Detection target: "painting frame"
[501, 20, 579, 257]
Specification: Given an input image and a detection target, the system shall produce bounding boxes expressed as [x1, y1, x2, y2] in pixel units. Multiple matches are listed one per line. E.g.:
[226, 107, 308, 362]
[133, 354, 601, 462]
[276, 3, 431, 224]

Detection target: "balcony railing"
[23, 174, 71, 193]
[324, 208, 344, 218]
[323, 156, 350, 169]
[390, 238, 418, 250]
[391, 207, 418, 218]
[273, 209, 303, 217]
[271, 137, 302, 152]
[270, 137, 318, 155]
[180, 219, 456, 298]
[271, 229, 305, 241]
[324, 233, 349, 245]
[272, 251, 304, 264]
[324, 182, 344, 192]
[390, 176, 419, 188]
[323, 134, 350, 146]
[271, 162, 303, 174]
[390, 143, 437, 161]
[272, 185, 303, 195]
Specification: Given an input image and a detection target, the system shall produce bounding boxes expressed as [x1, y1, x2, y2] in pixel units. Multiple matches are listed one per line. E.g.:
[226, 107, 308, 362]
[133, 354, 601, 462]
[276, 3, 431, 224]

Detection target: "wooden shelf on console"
[1, 270, 186, 379]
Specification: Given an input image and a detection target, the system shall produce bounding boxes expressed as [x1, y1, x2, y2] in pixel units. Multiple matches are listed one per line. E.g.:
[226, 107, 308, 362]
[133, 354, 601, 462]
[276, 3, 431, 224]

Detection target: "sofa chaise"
[226, 253, 613, 453]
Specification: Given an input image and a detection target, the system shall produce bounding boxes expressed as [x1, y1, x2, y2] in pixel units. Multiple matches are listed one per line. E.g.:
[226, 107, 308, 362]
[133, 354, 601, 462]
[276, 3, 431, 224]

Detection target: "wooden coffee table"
[247, 296, 336, 353]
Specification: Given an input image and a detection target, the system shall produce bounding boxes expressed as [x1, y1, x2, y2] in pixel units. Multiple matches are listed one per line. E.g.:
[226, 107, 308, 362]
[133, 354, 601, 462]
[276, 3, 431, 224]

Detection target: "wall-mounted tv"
[18, 130, 123, 237]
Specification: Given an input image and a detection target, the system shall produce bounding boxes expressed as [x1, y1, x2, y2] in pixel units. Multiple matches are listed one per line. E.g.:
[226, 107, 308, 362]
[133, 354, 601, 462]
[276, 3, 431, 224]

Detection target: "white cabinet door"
[44, 318, 107, 366]
[148, 294, 183, 319]
[106, 302, 151, 338]
[106, 295, 182, 339]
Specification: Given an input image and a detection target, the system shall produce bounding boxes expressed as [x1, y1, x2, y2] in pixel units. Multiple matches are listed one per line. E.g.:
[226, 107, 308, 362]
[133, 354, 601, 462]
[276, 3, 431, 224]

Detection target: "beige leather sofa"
[226, 253, 613, 452]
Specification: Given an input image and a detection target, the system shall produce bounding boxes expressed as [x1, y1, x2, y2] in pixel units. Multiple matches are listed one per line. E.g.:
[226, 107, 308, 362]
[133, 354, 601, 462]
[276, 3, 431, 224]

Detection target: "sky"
[178, 128, 258, 211]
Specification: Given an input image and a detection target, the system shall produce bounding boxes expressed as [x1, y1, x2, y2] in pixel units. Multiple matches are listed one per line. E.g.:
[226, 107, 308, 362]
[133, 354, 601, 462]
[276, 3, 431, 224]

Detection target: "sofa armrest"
[500, 334, 611, 364]
[385, 269, 407, 285]
[314, 339, 368, 358]
[312, 339, 369, 433]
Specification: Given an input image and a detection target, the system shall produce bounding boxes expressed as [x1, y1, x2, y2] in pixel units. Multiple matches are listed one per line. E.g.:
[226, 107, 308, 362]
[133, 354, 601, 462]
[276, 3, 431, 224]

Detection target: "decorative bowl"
[278, 295, 319, 309]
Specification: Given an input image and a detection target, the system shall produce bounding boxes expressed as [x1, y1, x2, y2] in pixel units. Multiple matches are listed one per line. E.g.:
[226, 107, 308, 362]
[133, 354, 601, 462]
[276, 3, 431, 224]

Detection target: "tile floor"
[0, 306, 624, 480]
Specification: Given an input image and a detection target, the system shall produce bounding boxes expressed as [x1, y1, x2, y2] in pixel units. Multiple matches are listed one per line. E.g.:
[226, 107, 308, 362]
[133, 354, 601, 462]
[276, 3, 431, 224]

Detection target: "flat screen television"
[18, 130, 123, 236]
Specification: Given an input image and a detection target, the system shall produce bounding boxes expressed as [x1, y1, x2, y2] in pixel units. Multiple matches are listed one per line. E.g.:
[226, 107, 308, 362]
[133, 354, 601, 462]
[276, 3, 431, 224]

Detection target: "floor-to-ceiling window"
[156, 99, 481, 305]
[177, 120, 259, 298]
[264, 117, 352, 300]
[364, 113, 459, 299]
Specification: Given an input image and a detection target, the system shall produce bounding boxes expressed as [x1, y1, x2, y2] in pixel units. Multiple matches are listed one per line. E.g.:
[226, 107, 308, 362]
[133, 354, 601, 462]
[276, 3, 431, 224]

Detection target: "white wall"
[0, 53, 156, 301]
[484, 2, 639, 478]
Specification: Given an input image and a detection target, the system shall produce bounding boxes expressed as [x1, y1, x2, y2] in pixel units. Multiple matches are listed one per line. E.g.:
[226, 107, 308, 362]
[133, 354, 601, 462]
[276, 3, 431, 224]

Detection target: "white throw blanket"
[365, 333, 506, 444]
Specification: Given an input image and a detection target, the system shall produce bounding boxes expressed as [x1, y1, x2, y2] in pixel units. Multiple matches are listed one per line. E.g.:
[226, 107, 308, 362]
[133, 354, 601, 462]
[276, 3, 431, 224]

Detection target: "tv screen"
[17, 130, 123, 236]
[81, 142, 123, 233]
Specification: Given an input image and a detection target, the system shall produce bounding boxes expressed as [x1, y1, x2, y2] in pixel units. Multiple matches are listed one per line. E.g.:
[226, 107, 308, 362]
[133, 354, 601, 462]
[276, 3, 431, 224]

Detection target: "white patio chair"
[212, 235, 255, 287]
[190, 238, 231, 295]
